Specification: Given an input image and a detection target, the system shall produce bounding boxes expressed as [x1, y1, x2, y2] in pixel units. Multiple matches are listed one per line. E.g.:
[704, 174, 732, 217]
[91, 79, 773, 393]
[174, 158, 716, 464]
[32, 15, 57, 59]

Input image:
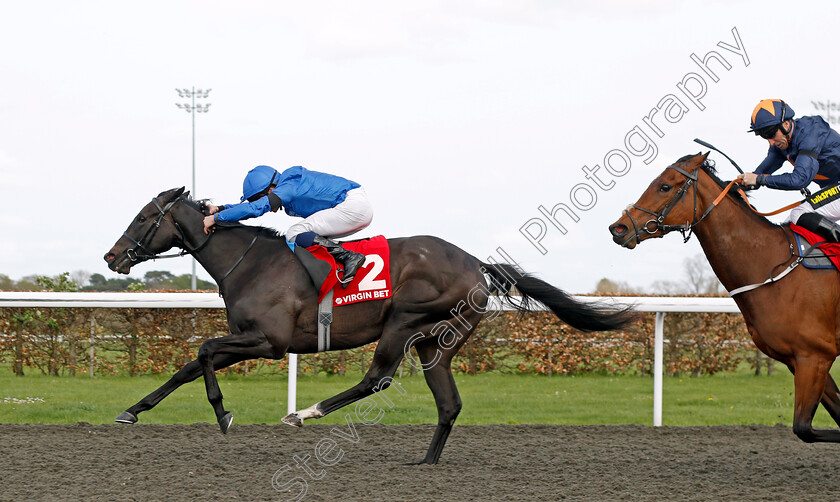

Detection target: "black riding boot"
[796, 213, 840, 243]
[313, 235, 366, 286]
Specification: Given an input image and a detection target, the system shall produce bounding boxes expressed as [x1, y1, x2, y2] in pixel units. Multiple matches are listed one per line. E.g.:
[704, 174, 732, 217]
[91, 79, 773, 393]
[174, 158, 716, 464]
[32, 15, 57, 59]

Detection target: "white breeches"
[286, 188, 374, 242]
[787, 197, 840, 224]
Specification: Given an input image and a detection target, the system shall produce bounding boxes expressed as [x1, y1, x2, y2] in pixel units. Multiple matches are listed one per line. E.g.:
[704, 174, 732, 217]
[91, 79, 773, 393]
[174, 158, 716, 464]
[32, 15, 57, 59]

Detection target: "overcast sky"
[2, 0, 838, 293]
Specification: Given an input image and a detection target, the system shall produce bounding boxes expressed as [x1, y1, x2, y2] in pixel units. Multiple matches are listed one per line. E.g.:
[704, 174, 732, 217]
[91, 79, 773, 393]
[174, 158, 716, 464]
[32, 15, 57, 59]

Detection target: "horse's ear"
[157, 187, 186, 201]
[688, 151, 709, 167]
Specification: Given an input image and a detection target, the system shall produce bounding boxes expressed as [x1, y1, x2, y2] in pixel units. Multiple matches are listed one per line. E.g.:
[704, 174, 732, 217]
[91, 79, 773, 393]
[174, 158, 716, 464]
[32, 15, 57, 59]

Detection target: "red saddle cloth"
[790, 223, 840, 271]
[306, 235, 392, 306]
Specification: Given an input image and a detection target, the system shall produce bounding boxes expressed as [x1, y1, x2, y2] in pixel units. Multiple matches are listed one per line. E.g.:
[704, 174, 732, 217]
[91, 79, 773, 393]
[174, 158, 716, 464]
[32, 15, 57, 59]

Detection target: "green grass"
[2, 369, 837, 427]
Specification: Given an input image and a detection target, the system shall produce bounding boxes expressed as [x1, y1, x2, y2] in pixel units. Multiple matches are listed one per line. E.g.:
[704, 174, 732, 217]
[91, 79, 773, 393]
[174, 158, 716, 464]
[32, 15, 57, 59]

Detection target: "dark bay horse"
[609, 152, 840, 443]
[105, 187, 633, 464]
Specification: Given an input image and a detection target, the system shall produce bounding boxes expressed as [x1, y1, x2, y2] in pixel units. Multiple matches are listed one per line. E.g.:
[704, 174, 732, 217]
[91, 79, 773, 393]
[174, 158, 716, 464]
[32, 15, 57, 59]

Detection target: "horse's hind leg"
[413, 339, 462, 465]
[117, 353, 248, 424]
[284, 332, 406, 425]
[819, 374, 840, 426]
[791, 355, 840, 442]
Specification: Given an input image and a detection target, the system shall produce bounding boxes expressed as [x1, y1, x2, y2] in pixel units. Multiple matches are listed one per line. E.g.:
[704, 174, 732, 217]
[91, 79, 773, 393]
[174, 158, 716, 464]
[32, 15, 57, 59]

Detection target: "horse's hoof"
[115, 411, 138, 424]
[282, 413, 303, 427]
[404, 459, 435, 466]
[219, 412, 234, 434]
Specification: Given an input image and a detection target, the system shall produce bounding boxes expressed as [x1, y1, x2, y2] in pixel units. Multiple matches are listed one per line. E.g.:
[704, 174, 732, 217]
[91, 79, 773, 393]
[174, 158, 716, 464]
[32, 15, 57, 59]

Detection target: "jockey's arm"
[215, 196, 274, 223]
[738, 149, 785, 188]
[760, 155, 819, 190]
[746, 146, 820, 190]
[754, 147, 785, 176]
[202, 195, 284, 234]
[759, 133, 823, 190]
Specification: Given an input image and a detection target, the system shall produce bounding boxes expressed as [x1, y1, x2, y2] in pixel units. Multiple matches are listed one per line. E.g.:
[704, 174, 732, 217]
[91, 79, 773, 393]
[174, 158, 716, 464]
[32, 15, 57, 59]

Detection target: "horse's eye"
[659, 184, 672, 193]
[138, 215, 146, 223]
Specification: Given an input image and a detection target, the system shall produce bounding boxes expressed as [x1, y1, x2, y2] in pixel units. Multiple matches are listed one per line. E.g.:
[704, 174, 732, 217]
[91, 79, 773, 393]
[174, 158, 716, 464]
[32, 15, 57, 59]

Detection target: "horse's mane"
[176, 193, 288, 241]
[676, 154, 778, 227]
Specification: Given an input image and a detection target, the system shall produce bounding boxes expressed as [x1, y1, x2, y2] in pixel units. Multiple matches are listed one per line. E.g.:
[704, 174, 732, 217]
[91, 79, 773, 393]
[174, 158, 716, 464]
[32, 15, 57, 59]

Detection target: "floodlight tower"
[175, 87, 212, 290]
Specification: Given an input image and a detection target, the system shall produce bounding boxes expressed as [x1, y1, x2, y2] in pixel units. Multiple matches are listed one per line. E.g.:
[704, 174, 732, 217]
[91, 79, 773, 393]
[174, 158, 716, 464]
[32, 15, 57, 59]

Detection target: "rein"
[623, 165, 720, 245]
[625, 165, 814, 297]
[123, 196, 213, 263]
[625, 166, 807, 245]
[733, 188, 805, 216]
[122, 195, 261, 295]
[217, 234, 258, 292]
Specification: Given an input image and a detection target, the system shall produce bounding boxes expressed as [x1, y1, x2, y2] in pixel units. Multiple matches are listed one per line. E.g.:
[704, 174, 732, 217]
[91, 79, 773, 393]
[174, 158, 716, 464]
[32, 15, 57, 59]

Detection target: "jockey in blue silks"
[204, 165, 373, 285]
[737, 99, 840, 242]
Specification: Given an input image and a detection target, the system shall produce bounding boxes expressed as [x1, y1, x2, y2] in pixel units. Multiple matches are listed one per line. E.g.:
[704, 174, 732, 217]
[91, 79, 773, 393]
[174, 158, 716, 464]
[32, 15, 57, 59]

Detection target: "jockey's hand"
[736, 172, 760, 190]
[203, 215, 216, 234]
[206, 204, 220, 215]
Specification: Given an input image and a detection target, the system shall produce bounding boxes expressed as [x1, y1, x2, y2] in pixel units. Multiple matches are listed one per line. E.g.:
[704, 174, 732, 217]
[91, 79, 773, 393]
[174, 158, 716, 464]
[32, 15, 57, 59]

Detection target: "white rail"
[0, 293, 741, 425]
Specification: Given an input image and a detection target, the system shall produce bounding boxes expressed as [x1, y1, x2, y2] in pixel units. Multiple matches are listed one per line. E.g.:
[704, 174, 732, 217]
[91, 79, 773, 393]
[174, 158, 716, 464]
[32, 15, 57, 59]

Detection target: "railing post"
[287, 353, 298, 415]
[654, 311, 665, 427]
[89, 313, 96, 377]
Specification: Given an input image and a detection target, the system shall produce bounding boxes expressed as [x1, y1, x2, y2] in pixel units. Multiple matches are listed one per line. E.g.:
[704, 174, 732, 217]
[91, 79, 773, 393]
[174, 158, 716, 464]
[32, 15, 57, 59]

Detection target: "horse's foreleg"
[117, 353, 247, 424]
[413, 339, 462, 465]
[791, 355, 840, 442]
[196, 332, 277, 433]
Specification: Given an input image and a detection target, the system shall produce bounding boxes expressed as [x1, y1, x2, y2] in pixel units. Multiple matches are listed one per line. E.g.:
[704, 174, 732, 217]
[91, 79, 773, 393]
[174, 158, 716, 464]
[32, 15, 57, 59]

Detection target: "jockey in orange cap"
[738, 99, 840, 242]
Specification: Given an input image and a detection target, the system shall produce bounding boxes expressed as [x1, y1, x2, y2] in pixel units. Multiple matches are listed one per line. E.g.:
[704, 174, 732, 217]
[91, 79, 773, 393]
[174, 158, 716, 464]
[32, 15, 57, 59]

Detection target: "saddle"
[789, 223, 840, 271]
[292, 236, 392, 352]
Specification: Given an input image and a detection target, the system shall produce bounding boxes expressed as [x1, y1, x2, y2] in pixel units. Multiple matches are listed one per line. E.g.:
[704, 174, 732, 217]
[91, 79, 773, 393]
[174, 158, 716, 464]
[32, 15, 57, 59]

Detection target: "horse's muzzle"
[609, 222, 637, 249]
[104, 250, 131, 274]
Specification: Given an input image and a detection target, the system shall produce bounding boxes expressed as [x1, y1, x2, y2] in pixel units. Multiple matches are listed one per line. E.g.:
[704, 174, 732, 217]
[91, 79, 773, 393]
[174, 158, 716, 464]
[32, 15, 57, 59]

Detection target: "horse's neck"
[195, 228, 259, 285]
[174, 208, 289, 287]
[691, 180, 791, 292]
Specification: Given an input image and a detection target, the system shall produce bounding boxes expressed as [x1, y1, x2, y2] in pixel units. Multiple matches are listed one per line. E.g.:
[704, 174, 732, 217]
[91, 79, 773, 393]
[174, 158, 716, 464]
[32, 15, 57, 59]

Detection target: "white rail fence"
[0, 293, 741, 426]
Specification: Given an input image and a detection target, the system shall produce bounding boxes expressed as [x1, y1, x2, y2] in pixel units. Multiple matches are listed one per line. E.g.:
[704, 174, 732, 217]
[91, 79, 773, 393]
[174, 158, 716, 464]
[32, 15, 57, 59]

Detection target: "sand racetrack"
[1, 422, 838, 501]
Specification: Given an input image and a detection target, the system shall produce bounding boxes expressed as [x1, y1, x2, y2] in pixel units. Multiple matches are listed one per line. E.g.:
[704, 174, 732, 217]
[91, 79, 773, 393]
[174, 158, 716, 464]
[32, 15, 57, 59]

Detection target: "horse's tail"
[481, 263, 636, 332]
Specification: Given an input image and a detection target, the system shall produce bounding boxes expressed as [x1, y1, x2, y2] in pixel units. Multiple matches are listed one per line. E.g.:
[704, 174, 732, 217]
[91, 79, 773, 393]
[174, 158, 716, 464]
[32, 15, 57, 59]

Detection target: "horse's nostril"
[104, 253, 116, 262]
[613, 225, 627, 235]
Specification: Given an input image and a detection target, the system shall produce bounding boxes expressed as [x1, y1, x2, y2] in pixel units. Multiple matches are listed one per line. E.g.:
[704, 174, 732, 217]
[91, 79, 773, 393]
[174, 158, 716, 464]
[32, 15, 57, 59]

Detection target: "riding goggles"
[755, 125, 779, 140]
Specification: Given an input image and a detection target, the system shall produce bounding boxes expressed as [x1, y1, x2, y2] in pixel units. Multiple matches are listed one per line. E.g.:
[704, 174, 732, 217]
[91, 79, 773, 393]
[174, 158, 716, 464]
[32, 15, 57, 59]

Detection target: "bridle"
[623, 164, 726, 245]
[122, 196, 213, 263]
[121, 194, 259, 295]
[623, 153, 814, 297]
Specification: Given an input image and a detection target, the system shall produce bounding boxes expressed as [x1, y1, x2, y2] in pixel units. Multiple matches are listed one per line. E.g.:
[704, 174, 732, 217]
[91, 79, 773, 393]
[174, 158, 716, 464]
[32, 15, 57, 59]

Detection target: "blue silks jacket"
[215, 166, 361, 222]
[755, 116, 840, 190]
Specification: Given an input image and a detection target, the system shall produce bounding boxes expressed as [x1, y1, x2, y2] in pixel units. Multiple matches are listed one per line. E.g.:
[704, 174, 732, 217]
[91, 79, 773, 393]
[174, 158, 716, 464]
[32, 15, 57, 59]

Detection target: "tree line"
[2, 253, 719, 295]
[594, 253, 724, 295]
[0, 271, 217, 292]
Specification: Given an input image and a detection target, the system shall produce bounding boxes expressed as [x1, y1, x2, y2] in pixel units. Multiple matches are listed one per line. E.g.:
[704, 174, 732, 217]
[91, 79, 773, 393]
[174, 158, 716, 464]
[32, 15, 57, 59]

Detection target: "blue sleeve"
[763, 157, 818, 190]
[215, 196, 272, 222]
[754, 148, 785, 175]
[763, 125, 827, 190]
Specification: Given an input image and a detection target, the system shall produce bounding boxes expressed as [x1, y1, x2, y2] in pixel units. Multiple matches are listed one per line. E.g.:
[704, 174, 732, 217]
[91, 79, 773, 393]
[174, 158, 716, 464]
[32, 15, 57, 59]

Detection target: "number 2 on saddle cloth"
[303, 235, 392, 306]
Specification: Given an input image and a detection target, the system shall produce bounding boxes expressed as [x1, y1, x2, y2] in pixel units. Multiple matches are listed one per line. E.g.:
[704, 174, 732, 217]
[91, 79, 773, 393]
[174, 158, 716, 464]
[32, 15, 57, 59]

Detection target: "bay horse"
[105, 187, 633, 464]
[609, 152, 840, 443]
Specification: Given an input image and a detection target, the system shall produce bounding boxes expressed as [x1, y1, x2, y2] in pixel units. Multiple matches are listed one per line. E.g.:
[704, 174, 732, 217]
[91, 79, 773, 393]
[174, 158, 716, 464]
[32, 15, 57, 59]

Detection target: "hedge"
[0, 301, 761, 378]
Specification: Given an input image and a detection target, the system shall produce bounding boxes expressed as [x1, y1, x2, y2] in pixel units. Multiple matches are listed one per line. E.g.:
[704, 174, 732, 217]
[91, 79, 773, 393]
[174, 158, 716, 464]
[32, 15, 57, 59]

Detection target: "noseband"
[623, 165, 721, 245]
[123, 196, 212, 263]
